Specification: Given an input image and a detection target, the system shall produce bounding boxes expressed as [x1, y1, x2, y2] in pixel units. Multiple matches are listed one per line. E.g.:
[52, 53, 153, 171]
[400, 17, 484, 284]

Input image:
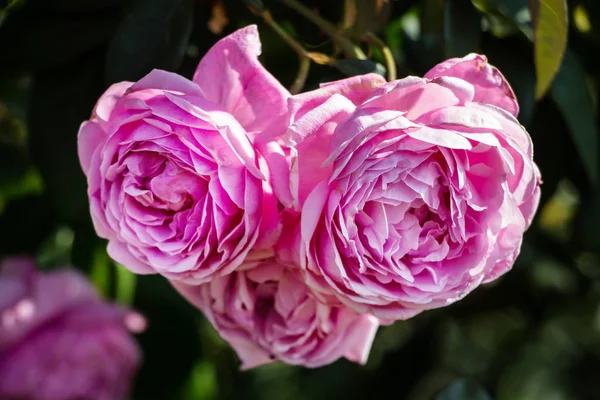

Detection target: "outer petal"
[193, 25, 289, 137]
[92, 81, 132, 123]
[130, 69, 205, 98]
[254, 134, 293, 208]
[289, 73, 386, 121]
[107, 241, 156, 275]
[342, 314, 379, 364]
[424, 53, 519, 117]
[286, 94, 356, 209]
[78, 120, 107, 176]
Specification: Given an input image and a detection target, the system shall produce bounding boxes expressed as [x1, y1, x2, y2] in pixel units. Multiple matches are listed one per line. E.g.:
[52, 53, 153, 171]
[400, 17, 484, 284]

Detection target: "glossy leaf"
[551, 49, 598, 185]
[105, 0, 193, 84]
[0, 14, 119, 72]
[0, 195, 55, 255]
[530, 0, 568, 99]
[443, 0, 482, 57]
[28, 52, 104, 224]
[436, 379, 492, 400]
[333, 59, 386, 77]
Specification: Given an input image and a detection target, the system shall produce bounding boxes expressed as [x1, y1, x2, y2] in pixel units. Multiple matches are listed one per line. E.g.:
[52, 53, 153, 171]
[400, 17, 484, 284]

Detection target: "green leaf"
[530, 0, 568, 99]
[418, 0, 445, 69]
[0, 14, 119, 72]
[105, 0, 193, 84]
[443, 0, 482, 58]
[0, 195, 55, 256]
[133, 276, 202, 400]
[333, 59, 386, 77]
[551, 50, 598, 185]
[28, 52, 105, 224]
[436, 379, 492, 400]
[242, 0, 266, 12]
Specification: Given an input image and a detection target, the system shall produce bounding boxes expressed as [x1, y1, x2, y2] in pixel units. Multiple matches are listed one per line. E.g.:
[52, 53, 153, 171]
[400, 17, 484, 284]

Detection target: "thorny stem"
[280, 0, 367, 60]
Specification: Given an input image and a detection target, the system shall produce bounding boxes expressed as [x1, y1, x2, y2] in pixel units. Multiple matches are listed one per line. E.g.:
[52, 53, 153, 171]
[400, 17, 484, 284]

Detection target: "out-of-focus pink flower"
[78, 25, 291, 284]
[0, 257, 144, 400]
[172, 254, 379, 369]
[285, 55, 541, 321]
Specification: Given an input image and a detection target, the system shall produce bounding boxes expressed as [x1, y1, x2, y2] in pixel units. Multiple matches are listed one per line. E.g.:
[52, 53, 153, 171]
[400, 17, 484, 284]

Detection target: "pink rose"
[78, 26, 290, 284]
[286, 55, 541, 321]
[172, 254, 379, 369]
[0, 257, 145, 400]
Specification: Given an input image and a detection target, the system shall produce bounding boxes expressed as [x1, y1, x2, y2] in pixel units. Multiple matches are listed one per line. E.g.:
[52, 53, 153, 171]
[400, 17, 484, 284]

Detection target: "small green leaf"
[436, 379, 492, 400]
[530, 0, 568, 99]
[333, 59, 386, 77]
[551, 50, 598, 185]
[443, 0, 482, 58]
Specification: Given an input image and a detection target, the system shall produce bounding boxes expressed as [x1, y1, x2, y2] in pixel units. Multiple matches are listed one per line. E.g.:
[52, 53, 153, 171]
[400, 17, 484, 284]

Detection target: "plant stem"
[342, 0, 356, 30]
[364, 33, 397, 81]
[290, 57, 311, 94]
[280, 0, 366, 60]
[250, 8, 311, 94]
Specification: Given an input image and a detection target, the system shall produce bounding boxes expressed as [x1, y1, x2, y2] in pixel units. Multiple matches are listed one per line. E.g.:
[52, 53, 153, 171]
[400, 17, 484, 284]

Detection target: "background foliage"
[1, 0, 599, 399]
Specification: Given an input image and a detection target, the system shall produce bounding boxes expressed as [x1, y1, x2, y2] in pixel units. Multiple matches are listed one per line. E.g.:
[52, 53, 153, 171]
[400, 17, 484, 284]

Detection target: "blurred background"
[0, 0, 599, 399]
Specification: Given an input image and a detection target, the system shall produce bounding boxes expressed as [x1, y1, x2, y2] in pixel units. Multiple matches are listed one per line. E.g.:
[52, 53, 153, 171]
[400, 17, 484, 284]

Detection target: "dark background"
[1, 0, 599, 399]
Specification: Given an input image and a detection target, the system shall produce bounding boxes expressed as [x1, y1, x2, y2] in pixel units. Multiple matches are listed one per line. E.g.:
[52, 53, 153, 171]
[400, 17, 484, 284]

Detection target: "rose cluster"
[78, 26, 541, 369]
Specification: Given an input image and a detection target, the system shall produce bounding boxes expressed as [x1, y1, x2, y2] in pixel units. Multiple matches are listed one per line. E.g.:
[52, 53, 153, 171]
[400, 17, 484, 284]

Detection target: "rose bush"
[285, 55, 541, 321]
[173, 254, 378, 369]
[0, 258, 144, 400]
[78, 25, 290, 284]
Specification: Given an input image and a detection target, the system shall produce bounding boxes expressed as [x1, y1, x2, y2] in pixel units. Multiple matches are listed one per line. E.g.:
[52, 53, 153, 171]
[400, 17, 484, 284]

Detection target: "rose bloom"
[78, 25, 290, 284]
[0, 257, 145, 400]
[286, 54, 541, 321]
[173, 253, 378, 369]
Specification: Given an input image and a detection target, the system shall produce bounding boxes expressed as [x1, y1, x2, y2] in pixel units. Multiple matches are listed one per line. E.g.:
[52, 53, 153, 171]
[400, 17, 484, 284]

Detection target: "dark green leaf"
[0, 143, 28, 186]
[333, 59, 386, 77]
[443, 0, 482, 57]
[0, 195, 55, 255]
[50, 0, 127, 13]
[488, 0, 528, 19]
[105, 0, 194, 84]
[551, 49, 598, 185]
[436, 379, 493, 400]
[133, 276, 202, 399]
[482, 35, 536, 126]
[0, 14, 119, 72]
[418, 0, 445, 69]
[530, 0, 568, 98]
[242, 0, 266, 12]
[28, 51, 105, 225]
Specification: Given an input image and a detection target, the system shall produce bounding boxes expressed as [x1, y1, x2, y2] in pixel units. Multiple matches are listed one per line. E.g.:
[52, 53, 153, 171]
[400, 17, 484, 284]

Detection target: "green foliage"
[530, 0, 568, 99]
[1, 0, 600, 399]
